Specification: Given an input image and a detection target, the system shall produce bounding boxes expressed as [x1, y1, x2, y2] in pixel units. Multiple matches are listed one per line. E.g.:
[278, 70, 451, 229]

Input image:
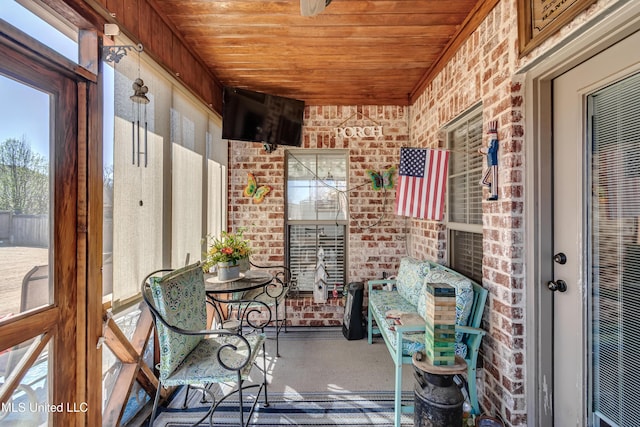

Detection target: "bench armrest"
[455, 325, 486, 336]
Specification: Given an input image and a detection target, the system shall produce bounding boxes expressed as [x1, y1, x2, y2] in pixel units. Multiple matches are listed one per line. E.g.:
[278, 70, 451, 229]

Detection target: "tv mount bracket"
[263, 142, 278, 153]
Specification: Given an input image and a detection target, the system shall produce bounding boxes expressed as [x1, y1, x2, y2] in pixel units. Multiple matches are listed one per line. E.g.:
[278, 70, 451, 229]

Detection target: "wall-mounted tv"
[222, 86, 305, 147]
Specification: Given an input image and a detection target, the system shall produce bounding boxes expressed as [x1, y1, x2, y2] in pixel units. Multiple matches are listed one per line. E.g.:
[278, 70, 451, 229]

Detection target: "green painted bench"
[367, 258, 488, 427]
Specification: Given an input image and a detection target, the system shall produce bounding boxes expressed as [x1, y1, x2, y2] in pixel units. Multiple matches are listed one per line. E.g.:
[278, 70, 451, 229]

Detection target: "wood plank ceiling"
[151, 0, 484, 106]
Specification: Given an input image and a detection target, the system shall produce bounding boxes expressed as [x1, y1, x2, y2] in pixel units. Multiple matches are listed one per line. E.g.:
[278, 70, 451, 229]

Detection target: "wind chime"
[130, 77, 149, 167]
[101, 31, 149, 168]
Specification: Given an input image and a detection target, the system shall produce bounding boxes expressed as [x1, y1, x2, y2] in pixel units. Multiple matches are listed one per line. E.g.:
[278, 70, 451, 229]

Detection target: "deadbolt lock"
[547, 280, 567, 292]
[553, 252, 567, 264]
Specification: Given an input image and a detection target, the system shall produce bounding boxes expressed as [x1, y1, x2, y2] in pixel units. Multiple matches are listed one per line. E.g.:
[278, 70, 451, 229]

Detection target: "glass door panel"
[590, 71, 640, 427]
[0, 70, 53, 423]
[0, 74, 51, 319]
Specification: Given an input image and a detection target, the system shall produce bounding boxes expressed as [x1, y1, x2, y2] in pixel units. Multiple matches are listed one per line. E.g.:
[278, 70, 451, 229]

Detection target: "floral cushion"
[417, 268, 474, 358]
[369, 289, 425, 356]
[150, 263, 207, 381]
[396, 257, 431, 303]
[163, 334, 265, 386]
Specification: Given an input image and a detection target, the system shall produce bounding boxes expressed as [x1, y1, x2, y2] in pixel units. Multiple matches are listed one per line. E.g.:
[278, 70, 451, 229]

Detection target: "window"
[286, 150, 348, 293]
[446, 108, 484, 282]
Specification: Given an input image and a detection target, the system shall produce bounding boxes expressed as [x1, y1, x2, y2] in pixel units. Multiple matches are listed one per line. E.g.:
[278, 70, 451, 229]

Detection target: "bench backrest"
[426, 261, 487, 328]
[468, 282, 488, 328]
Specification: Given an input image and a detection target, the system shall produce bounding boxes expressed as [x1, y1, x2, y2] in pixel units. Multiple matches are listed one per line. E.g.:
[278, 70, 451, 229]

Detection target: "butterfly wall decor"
[366, 166, 396, 191]
[243, 172, 272, 204]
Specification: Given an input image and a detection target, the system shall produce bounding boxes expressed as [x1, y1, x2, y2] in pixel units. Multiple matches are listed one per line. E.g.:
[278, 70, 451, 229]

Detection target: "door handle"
[547, 280, 567, 292]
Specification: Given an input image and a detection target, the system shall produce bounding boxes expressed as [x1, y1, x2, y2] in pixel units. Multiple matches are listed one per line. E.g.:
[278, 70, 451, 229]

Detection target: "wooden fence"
[0, 211, 49, 247]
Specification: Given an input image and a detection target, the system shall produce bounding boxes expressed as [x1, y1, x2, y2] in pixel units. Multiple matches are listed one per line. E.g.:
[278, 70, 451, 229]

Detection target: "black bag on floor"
[342, 282, 365, 340]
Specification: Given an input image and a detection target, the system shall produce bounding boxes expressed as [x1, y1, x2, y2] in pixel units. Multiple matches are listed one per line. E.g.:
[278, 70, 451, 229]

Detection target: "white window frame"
[285, 149, 348, 294]
[445, 106, 484, 282]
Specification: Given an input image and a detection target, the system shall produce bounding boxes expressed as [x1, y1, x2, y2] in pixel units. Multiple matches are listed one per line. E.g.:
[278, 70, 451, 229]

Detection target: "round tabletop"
[412, 352, 467, 376]
[205, 270, 273, 294]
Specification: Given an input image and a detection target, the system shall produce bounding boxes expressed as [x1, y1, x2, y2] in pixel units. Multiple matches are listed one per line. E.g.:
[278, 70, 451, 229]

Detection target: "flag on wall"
[394, 147, 449, 220]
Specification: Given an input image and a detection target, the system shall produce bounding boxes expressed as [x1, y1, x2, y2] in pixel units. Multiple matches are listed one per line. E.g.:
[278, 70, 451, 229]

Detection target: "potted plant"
[203, 229, 252, 280]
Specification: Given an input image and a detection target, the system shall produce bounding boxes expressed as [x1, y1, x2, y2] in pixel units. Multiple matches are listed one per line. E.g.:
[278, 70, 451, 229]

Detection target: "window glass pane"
[286, 150, 348, 293]
[103, 63, 115, 298]
[207, 120, 227, 239]
[0, 73, 51, 318]
[288, 224, 346, 293]
[287, 151, 347, 221]
[0, 335, 51, 424]
[447, 110, 483, 279]
[102, 306, 153, 421]
[449, 113, 483, 225]
[590, 71, 640, 426]
[1, 1, 78, 63]
[449, 175, 468, 224]
[450, 230, 483, 283]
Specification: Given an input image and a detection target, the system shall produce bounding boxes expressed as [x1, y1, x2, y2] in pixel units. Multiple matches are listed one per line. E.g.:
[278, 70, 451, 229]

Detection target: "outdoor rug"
[153, 390, 414, 426]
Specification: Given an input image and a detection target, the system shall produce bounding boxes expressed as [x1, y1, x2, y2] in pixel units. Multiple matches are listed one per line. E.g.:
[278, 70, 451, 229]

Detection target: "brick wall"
[226, 0, 619, 424]
[409, 0, 527, 424]
[228, 106, 410, 326]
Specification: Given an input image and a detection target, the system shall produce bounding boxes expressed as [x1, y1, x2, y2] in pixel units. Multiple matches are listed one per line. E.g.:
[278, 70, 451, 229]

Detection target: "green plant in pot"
[203, 229, 252, 280]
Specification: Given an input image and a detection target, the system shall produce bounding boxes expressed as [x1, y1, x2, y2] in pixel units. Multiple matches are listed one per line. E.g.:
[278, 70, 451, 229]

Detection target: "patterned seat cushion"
[163, 334, 265, 386]
[417, 268, 474, 358]
[150, 263, 207, 381]
[396, 257, 431, 303]
[369, 289, 425, 356]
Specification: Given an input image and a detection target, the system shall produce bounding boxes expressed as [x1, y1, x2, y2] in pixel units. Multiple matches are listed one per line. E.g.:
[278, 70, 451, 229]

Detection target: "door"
[0, 40, 80, 424]
[552, 30, 640, 426]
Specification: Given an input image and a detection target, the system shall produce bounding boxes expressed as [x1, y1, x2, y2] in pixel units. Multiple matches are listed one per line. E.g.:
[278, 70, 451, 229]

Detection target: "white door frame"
[523, 2, 640, 426]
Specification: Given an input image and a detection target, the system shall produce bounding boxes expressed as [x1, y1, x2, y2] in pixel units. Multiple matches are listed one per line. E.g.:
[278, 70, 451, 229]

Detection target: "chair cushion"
[395, 257, 431, 303]
[163, 334, 265, 386]
[417, 268, 474, 358]
[150, 263, 207, 380]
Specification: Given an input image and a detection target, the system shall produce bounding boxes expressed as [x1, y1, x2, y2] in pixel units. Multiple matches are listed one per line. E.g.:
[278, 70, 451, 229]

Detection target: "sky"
[0, 1, 114, 165]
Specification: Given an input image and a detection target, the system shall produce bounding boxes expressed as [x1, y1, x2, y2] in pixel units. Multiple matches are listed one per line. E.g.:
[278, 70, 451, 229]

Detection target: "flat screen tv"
[222, 86, 305, 147]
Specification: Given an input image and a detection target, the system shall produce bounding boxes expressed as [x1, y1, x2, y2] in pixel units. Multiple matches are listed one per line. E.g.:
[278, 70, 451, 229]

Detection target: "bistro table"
[205, 270, 273, 331]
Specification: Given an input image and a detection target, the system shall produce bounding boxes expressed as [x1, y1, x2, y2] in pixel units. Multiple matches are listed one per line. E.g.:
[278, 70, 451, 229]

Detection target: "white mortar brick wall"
[226, 1, 623, 424]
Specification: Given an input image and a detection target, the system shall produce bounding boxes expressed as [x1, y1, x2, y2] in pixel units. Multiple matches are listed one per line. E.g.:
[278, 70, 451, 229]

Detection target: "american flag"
[394, 147, 449, 220]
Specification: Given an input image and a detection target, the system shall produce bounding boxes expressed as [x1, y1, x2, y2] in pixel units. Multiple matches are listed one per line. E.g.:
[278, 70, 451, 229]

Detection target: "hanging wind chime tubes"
[131, 78, 149, 167]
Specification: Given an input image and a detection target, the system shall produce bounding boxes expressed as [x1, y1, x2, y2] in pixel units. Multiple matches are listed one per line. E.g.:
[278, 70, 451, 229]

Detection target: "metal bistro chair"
[239, 261, 290, 357]
[142, 262, 269, 427]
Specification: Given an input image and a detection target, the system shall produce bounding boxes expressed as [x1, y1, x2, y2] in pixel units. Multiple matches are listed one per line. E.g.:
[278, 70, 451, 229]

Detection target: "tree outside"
[0, 136, 48, 215]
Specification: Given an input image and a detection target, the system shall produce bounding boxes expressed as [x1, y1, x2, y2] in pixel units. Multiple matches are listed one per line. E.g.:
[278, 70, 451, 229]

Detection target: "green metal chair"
[141, 262, 269, 427]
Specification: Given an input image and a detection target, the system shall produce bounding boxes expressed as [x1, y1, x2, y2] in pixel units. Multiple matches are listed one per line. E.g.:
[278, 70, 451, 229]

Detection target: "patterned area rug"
[154, 390, 414, 426]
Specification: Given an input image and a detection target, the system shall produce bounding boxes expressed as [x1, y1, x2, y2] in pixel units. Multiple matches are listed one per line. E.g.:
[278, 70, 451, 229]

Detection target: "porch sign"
[517, 0, 596, 55]
[335, 125, 383, 139]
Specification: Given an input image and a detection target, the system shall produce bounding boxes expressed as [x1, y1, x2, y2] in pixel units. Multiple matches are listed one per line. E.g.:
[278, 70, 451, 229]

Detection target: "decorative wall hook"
[102, 43, 144, 64]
